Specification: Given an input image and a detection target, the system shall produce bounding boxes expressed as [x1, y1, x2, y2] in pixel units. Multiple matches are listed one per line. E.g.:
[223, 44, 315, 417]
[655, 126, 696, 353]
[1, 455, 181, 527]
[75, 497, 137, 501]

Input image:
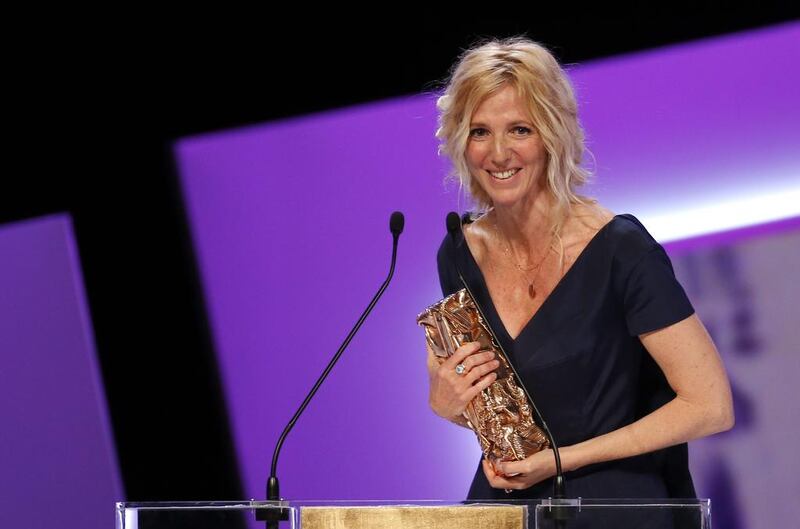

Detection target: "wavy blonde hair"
[436, 37, 593, 236]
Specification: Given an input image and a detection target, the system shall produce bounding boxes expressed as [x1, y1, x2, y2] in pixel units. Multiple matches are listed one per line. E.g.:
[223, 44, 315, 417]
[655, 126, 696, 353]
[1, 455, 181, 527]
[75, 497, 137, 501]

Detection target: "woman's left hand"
[482, 449, 559, 491]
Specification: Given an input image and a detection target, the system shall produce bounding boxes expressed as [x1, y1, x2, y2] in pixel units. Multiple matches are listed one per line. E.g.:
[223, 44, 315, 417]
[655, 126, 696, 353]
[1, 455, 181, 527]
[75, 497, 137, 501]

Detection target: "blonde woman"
[428, 37, 734, 506]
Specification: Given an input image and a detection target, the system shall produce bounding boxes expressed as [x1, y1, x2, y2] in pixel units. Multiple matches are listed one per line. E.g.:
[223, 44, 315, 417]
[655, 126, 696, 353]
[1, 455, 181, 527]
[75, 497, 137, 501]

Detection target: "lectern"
[116, 498, 711, 528]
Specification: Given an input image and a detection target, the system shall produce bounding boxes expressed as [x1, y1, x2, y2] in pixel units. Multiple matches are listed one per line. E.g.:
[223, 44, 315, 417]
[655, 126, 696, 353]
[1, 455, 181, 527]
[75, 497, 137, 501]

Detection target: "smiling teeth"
[492, 169, 518, 180]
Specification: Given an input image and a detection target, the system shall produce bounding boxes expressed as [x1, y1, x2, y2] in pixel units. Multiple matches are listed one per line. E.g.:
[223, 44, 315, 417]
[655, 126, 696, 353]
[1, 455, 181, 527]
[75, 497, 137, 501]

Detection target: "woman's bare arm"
[485, 314, 734, 488]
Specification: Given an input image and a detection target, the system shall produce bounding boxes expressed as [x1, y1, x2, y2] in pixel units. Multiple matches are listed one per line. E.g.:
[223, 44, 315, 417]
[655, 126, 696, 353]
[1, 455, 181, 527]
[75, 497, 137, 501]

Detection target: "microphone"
[444, 211, 567, 500]
[257, 211, 404, 528]
[445, 211, 461, 239]
[390, 211, 404, 238]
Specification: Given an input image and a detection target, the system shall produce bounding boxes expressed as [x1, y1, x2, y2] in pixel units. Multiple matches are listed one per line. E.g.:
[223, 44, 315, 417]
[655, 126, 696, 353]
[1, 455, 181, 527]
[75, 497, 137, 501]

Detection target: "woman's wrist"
[559, 444, 587, 473]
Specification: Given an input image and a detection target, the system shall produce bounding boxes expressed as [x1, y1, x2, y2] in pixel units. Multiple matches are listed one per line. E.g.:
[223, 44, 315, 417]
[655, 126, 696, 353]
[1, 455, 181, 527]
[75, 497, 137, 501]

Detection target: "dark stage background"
[3, 13, 797, 502]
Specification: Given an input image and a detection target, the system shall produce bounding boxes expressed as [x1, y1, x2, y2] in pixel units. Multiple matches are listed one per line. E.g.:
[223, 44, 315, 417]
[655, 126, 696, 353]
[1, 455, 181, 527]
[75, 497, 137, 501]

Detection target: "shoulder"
[437, 235, 453, 270]
[566, 203, 665, 269]
[566, 201, 658, 251]
[604, 213, 662, 261]
[461, 213, 491, 263]
[601, 213, 679, 295]
[560, 202, 621, 259]
[562, 202, 615, 244]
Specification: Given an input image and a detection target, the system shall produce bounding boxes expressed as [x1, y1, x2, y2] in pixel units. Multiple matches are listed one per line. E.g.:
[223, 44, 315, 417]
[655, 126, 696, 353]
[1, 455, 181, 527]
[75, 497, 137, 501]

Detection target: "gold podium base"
[300, 505, 526, 529]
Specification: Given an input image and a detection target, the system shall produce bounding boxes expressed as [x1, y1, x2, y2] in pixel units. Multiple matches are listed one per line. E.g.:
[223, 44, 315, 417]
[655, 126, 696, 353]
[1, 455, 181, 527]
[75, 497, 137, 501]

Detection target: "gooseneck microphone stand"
[257, 212, 404, 528]
[445, 212, 571, 527]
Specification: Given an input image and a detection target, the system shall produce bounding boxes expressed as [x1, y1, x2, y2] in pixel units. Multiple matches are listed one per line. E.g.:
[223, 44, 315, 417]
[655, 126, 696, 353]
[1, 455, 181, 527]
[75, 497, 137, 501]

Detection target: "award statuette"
[417, 288, 549, 473]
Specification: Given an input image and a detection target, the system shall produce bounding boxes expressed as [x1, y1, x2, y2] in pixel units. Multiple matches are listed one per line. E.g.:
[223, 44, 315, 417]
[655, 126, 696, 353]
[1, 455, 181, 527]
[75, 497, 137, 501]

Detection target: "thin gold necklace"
[493, 218, 553, 298]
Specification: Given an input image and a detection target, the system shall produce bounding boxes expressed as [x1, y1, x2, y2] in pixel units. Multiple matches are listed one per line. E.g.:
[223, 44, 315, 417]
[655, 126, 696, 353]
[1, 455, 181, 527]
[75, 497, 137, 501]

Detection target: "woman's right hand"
[426, 341, 500, 420]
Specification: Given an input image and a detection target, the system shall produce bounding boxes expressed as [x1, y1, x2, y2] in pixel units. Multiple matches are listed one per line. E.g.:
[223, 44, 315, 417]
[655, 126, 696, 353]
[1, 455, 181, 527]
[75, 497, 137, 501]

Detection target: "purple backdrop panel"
[174, 23, 799, 502]
[573, 22, 800, 240]
[0, 215, 122, 528]
[670, 223, 800, 529]
[176, 99, 476, 500]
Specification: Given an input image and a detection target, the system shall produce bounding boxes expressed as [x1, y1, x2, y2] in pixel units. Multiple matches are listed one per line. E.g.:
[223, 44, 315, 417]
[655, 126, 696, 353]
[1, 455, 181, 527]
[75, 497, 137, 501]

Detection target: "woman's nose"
[491, 137, 511, 165]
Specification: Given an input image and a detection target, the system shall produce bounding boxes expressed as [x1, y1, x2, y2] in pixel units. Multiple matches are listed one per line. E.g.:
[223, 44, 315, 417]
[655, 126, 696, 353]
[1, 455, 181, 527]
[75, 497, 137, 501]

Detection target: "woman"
[428, 37, 734, 504]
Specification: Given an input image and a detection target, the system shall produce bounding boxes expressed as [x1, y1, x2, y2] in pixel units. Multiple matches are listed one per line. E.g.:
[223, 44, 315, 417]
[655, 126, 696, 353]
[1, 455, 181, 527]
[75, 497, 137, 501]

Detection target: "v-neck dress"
[436, 214, 697, 502]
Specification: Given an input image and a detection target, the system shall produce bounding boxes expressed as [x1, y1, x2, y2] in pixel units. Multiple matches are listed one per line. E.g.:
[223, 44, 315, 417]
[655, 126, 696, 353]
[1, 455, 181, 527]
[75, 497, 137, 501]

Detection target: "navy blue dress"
[437, 214, 697, 522]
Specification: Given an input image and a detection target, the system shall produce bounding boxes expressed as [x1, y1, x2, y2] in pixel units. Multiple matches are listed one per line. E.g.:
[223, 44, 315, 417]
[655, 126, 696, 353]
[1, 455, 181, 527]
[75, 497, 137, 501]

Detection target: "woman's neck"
[490, 192, 558, 254]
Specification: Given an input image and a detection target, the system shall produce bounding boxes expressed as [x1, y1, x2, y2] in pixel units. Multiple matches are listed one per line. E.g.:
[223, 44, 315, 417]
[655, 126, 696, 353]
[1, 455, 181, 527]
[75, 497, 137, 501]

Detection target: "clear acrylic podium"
[116, 498, 711, 528]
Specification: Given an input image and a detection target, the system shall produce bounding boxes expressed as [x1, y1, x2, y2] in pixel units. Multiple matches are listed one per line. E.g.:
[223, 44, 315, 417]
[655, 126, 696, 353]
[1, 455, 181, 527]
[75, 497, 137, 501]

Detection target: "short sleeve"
[623, 245, 695, 336]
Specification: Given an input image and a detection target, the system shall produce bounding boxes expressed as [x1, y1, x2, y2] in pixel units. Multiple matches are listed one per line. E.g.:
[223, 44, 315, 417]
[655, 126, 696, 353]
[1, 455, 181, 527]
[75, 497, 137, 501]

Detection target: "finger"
[491, 475, 528, 489]
[511, 449, 554, 474]
[444, 341, 482, 368]
[482, 460, 524, 489]
[461, 351, 498, 374]
[475, 350, 498, 365]
[466, 358, 500, 383]
[494, 459, 527, 476]
[481, 459, 497, 481]
[452, 348, 497, 378]
[464, 372, 497, 400]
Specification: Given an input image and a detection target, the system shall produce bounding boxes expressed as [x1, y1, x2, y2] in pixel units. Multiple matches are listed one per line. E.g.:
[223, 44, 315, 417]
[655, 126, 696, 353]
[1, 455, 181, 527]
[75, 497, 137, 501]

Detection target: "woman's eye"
[512, 126, 532, 135]
[469, 128, 488, 138]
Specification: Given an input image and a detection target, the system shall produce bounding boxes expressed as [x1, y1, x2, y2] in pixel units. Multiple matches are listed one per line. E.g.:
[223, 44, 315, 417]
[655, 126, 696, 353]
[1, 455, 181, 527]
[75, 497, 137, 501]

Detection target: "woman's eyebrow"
[469, 119, 533, 127]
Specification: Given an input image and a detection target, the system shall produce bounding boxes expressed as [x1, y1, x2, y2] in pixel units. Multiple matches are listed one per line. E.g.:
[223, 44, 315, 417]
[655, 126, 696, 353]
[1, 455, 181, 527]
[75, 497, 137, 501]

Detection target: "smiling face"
[465, 83, 548, 210]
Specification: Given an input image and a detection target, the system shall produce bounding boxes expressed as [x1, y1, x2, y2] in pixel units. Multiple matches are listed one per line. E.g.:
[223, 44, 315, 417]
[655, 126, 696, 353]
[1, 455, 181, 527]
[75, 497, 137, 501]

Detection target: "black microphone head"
[390, 211, 405, 236]
[446, 211, 462, 241]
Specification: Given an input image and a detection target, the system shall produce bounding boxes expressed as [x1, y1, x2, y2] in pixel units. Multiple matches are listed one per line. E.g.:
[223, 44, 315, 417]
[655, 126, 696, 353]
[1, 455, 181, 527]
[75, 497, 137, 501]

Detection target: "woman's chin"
[485, 183, 548, 212]
[487, 192, 528, 210]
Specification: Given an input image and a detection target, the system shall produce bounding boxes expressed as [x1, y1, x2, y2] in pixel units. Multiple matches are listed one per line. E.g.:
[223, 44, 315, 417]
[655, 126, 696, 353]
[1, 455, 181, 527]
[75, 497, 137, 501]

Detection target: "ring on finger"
[455, 363, 467, 375]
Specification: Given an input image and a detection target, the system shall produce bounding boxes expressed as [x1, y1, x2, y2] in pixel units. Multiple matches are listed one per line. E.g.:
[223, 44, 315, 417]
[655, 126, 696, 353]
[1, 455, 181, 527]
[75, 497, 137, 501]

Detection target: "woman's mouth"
[490, 168, 520, 180]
